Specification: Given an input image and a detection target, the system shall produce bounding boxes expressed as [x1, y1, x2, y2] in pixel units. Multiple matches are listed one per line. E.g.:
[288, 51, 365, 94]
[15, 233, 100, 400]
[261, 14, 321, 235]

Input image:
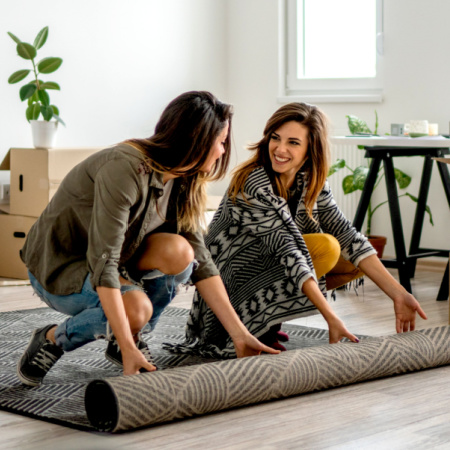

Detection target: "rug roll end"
[85, 379, 119, 432]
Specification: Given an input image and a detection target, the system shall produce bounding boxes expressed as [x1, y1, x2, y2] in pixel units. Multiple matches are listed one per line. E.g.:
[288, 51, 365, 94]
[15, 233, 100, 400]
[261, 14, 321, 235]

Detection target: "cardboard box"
[0, 214, 36, 279]
[0, 147, 102, 218]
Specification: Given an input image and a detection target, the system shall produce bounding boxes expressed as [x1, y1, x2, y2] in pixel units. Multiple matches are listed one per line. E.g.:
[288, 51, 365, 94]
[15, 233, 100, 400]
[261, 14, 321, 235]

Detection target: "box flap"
[0, 204, 10, 214]
[0, 150, 11, 170]
[206, 195, 223, 211]
[47, 147, 102, 182]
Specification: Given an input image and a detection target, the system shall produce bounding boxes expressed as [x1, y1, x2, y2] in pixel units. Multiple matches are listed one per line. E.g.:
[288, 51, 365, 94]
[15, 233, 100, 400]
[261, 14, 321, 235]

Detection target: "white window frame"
[278, 0, 384, 103]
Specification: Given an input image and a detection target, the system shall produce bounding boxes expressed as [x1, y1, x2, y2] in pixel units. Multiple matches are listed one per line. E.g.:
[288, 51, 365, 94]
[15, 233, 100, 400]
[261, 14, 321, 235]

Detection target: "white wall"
[225, 0, 450, 258]
[2, 0, 449, 259]
[0, 0, 227, 183]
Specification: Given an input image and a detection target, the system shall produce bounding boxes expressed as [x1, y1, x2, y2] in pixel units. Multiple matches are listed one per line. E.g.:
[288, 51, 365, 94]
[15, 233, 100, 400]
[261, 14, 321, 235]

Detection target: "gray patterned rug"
[0, 306, 344, 431]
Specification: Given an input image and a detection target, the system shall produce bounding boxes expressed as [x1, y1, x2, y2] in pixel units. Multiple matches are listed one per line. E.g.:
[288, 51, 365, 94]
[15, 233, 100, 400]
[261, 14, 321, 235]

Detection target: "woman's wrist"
[228, 322, 251, 340]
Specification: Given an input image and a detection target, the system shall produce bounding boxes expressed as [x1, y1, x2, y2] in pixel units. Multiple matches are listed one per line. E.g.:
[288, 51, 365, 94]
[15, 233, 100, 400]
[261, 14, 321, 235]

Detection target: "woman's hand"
[122, 347, 157, 376]
[301, 278, 358, 344]
[358, 255, 428, 333]
[196, 276, 281, 358]
[231, 332, 281, 358]
[327, 317, 360, 344]
[393, 292, 428, 333]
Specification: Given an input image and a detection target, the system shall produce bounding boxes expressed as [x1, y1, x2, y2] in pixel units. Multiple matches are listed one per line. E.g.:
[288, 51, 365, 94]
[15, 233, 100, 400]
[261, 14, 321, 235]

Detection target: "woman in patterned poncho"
[171, 102, 427, 358]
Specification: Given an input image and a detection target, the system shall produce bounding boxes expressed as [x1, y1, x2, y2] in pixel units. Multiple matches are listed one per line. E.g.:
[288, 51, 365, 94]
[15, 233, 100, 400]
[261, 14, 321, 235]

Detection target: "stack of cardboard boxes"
[0, 147, 101, 279]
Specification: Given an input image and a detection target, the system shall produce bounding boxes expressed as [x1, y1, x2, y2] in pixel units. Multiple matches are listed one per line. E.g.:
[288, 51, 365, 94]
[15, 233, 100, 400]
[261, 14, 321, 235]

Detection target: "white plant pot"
[30, 120, 58, 149]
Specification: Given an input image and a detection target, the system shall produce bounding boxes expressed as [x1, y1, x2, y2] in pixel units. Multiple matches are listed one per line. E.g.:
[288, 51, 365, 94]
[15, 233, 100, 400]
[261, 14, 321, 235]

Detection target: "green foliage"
[328, 113, 433, 235]
[345, 115, 372, 134]
[7, 26, 65, 125]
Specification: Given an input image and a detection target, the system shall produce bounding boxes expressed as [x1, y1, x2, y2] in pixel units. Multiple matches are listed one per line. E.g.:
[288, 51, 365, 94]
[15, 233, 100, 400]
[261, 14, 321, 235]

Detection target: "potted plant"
[7, 26, 65, 149]
[329, 113, 434, 257]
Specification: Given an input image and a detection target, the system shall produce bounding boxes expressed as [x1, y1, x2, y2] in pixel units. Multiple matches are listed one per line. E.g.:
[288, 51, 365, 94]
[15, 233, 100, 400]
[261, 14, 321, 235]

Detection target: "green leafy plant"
[329, 113, 433, 235]
[7, 26, 65, 125]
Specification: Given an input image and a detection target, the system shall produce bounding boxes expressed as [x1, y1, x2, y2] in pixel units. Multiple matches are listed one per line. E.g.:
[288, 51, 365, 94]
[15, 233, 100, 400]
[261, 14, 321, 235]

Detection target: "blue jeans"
[28, 263, 194, 352]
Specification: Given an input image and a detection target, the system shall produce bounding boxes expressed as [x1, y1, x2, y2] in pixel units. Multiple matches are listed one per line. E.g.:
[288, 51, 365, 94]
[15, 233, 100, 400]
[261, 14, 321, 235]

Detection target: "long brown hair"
[126, 91, 233, 232]
[229, 102, 330, 219]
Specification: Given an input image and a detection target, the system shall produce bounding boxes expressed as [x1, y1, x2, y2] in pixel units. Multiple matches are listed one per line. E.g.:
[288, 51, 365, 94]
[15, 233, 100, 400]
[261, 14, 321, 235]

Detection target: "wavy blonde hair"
[126, 91, 233, 232]
[229, 102, 330, 219]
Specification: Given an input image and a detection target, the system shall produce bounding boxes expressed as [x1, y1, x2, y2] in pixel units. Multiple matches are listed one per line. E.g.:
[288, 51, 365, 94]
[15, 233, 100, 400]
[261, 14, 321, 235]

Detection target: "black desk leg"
[437, 261, 449, 301]
[408, 155, 433, 278]
[353, 156, 382, 232]
[384, 155, 412, 293]
[436, 160, 450, 206]
[436, 161, 450, 301]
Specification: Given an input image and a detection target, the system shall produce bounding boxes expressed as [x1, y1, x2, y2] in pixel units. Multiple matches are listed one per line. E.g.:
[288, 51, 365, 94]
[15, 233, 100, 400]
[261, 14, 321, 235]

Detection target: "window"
[281, 0, 384, 103]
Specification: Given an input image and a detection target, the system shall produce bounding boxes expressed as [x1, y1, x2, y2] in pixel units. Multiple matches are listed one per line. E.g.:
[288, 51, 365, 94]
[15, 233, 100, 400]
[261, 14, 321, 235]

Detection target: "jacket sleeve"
[88, 158, 141, 290]
[182, 230, 220, 283]
[228, 182, 317, 291]
[316, 181, 376, 266]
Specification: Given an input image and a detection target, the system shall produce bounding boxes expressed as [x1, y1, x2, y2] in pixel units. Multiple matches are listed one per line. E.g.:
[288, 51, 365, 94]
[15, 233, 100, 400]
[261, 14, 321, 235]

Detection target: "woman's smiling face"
[268, 120, 309, 189]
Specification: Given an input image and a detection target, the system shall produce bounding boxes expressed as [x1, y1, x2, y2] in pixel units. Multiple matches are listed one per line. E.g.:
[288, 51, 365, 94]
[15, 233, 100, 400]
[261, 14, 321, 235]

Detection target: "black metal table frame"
[352, 145, 450, 297]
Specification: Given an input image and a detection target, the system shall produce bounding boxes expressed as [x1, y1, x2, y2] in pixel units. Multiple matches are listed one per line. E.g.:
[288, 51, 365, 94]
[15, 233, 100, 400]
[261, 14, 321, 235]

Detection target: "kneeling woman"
[17, 91, 279, 387]
[174, 102, 427, 358]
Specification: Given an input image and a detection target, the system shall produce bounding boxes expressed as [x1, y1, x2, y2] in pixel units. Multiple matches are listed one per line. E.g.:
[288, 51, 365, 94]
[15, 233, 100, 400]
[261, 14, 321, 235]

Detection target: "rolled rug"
[85, 326, 450, 432]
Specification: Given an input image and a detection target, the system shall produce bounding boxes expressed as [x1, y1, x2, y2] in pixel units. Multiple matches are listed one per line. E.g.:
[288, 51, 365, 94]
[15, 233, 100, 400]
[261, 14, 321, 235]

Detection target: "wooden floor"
[0, 263, 449, 449]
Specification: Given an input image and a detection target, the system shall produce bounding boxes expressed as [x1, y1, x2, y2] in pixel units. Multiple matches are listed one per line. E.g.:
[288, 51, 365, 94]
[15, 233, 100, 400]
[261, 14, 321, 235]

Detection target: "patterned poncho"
[169, 167, 376, 358]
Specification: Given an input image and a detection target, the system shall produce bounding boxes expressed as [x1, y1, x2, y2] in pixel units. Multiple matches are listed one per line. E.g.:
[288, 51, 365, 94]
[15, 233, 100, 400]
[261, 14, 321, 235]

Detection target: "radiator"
[328, 143, 366, 223]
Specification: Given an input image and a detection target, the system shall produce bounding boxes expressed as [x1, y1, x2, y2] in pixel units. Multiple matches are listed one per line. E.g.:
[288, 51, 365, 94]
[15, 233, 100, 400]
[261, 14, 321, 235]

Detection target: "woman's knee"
[321, 234, 341, 262]
[304, 233, 340, 260]
[304, 233, 341, 278]
[137, 233, 195, 274]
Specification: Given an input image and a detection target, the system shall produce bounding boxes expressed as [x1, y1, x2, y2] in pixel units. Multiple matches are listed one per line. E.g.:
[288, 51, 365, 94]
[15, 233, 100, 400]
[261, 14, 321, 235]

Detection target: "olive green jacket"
[21, 144, 219, 295]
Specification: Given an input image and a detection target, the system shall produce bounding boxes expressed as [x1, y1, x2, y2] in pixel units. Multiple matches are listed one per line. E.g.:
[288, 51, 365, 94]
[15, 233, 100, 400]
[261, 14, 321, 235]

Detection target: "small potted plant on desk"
[329, 113, 434, 258]
[7, 26, 65, 149]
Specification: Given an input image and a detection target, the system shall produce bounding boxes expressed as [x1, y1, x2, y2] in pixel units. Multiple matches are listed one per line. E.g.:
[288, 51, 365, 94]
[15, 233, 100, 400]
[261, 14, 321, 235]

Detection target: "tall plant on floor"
[328, 112, 433, 235]
[7, 26, 65, 125]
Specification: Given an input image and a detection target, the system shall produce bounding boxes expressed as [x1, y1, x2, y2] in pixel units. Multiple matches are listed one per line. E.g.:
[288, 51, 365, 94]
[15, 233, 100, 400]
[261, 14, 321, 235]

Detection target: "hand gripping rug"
[1, 307, 449, 432]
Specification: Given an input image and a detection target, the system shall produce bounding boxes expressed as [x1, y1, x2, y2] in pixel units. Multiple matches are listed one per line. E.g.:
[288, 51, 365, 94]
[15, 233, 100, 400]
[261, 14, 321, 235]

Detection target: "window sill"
[278, 90, 383, 104]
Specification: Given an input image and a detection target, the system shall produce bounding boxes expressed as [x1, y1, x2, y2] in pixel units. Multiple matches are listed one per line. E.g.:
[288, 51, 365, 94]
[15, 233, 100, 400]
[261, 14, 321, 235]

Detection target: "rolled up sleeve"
[88, 159, 140, 290]
[183, 230, 220, 283]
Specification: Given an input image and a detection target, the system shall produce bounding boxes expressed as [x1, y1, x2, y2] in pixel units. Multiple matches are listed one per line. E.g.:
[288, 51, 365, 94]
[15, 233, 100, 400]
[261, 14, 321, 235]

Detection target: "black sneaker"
[17, 324, 64, 387]
[105, 335, 155, 369]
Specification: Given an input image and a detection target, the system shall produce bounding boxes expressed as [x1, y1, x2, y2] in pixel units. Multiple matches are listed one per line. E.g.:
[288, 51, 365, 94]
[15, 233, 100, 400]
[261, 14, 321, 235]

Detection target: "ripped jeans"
[28, 262, 195, 352]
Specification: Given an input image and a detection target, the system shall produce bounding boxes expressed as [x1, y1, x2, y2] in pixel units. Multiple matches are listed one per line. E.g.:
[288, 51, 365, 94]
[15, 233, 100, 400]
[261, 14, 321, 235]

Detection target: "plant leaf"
[343, 175, 358, 194]
[7, 31, 21, 44]
[38, 57, 62, 74]
[41, 105, 54, 121]
[353, 166, 370, 190]
[40, 82, 60, 90]
[328, 158, 346, 176]
[404, 192, 434, 226]
[38, 90, 50, 106]
[19, 83, 37, 101]
[394, 168, 412, 189]
[51, 105, 60, 115]
[26, 105, 33, 122]
[27, 90, 39, 105]
[52, 112, 65, 126]
[26, 103, 41, 122]
[346, 114, 372, 134]
[17, 42, 37, 60]
[34, 26, 48, 49]
[8, 69, 30, 84]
